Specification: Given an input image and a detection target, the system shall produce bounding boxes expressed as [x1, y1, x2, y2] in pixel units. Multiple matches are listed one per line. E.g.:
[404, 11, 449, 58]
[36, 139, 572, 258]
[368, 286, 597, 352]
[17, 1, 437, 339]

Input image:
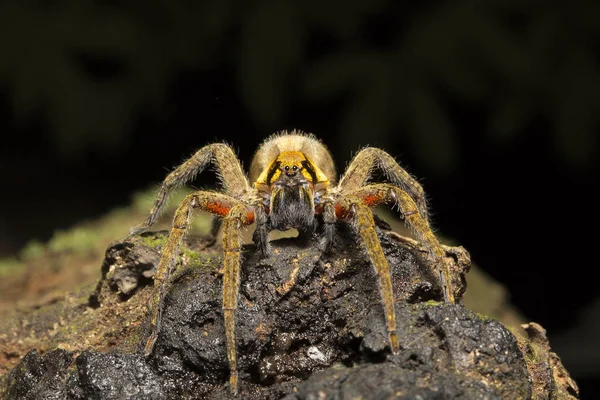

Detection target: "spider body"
[132, 130, 456, 394]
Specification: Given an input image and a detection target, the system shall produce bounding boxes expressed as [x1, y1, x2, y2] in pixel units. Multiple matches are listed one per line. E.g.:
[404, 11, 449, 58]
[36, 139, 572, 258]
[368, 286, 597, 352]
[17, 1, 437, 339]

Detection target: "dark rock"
[2, 227, 578, 399]
[4, 349, 73, 400]
[68, 351, 211, 400]
[284, 363, 501, 400]
[282, 301, 531, 399]
[94, 233, 162, 299]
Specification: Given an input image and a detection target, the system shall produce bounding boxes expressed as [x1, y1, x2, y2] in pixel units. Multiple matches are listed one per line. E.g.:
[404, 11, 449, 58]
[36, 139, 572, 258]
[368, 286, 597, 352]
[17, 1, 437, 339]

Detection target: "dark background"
[0, 1, 598, 396]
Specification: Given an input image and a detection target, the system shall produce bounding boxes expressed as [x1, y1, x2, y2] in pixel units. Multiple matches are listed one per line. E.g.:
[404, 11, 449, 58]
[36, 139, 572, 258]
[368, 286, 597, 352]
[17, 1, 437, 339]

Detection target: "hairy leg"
[250, 205, 270, 256]
[321, 201, 337, 254]
[346, 183, 455, 303]
[221, 204, 252, 394]
[337, 147, 430, 224]
[334, 195, 399, 354]
[143, 191, 252, 358]
[131, 143, 251, 236]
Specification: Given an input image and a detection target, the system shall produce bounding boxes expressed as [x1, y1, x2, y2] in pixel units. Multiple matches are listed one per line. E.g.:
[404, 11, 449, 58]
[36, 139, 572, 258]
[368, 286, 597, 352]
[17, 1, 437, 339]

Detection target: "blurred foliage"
[0, 185, 210, 279]
[0, 0, 598, 169]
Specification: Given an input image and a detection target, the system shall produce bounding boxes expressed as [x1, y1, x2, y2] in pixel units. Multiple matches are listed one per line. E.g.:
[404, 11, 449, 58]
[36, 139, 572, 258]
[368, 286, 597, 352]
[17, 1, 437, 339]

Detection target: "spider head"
[272, 151, 310, 182]
[253, 146, 331, 231]
[266, 151, 315, 230]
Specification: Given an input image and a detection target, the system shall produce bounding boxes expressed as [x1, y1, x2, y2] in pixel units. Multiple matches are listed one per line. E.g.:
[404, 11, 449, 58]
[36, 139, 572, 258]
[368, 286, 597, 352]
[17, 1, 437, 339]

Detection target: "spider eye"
[284, 166, 290, 171]
[292, 165, 298, 171]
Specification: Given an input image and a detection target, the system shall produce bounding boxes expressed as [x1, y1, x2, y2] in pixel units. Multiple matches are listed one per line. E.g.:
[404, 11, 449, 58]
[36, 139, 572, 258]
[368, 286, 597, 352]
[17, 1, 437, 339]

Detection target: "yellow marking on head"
[303, 155, 329, 186]
[278, 150, 305, 168]
[300, 168, 313, 182]
[248, 131, 337, 184]
[255, 151, 330, 188]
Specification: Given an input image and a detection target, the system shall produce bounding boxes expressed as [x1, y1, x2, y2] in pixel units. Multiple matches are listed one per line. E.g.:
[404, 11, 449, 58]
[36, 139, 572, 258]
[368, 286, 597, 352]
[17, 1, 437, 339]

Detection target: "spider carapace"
[131, 130, 457, 394]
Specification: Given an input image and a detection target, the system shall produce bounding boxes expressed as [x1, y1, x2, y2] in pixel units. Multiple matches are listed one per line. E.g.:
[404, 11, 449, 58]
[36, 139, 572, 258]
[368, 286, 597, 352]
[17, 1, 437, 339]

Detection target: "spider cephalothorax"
[131, 130, 457, 393]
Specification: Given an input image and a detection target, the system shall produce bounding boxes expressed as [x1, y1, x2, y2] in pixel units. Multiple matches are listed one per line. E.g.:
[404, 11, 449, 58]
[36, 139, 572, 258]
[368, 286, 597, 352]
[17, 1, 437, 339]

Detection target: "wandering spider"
[131, 130, 457, 393]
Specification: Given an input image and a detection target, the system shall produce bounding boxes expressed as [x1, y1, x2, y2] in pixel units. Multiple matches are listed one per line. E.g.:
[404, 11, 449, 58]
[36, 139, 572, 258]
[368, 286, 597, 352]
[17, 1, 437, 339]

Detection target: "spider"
[131, 130, 457, 393]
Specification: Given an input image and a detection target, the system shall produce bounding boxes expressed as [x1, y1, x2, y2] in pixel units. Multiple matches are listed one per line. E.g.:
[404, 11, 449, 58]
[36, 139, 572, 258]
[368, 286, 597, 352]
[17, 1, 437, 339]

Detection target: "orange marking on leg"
[245, 209, 255, 224]
[335, 204, 352, 219]
[361, 193, 385, 207]
[206, 202, 231, 217]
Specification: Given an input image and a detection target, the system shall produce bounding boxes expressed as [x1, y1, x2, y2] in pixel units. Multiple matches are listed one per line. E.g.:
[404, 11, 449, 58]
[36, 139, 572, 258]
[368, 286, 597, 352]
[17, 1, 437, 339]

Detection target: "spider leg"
[321, 201, 337, 254]
[334, 195, 399, 354]
[143, 191, 254, 396]
[221, 204, 252, 394]
[338, 147, 430, 224]
[344, 183, 455, 303]
[251, 205, 271, 257]
[131, 143, 251, 236]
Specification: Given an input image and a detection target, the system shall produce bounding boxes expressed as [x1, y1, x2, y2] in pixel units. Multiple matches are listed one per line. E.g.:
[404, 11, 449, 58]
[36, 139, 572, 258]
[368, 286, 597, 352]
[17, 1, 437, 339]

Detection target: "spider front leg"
[143, 191, 254, 395]
[338, 147, 430, 225]
[130, 143, 250, 236]
[321, 200, 337, 254]
[221, 204, 253, 394]
[251, 204, 271, 257]
[349, 183, 456, 303]
[334, 196, 399, 354]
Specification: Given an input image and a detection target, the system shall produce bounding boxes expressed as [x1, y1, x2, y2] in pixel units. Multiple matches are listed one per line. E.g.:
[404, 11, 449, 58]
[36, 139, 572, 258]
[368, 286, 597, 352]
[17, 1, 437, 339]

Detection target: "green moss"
[424, 300, 443, 307]
[52, 314, 92, 342]
[171, 252, 219, 284]
[0, 257, 21, 277]
[16, 224, 105, 262]
[182, 248, 217, 270]
[140, 234, 168, 249]
[521, 340, 540, 364]
[46, 227, 98, 254]
[475, 312, 492, 322]
[20, 240, 45, 260]
[182, 249, 204, 269]
[116, 325, 144, 354]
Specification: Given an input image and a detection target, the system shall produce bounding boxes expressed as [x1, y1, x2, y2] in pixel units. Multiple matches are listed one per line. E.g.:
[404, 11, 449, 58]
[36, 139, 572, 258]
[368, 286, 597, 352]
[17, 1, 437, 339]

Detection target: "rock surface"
[2, 226, 578, 399]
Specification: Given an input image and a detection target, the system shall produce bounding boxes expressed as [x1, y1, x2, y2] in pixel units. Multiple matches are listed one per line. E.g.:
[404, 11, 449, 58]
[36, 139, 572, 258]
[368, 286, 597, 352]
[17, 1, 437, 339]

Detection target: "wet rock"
[4, 349, 73, 400]
[285, 363, 500, 400]
[284, 300, 533, 399]
[2, 227, 578, 399]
